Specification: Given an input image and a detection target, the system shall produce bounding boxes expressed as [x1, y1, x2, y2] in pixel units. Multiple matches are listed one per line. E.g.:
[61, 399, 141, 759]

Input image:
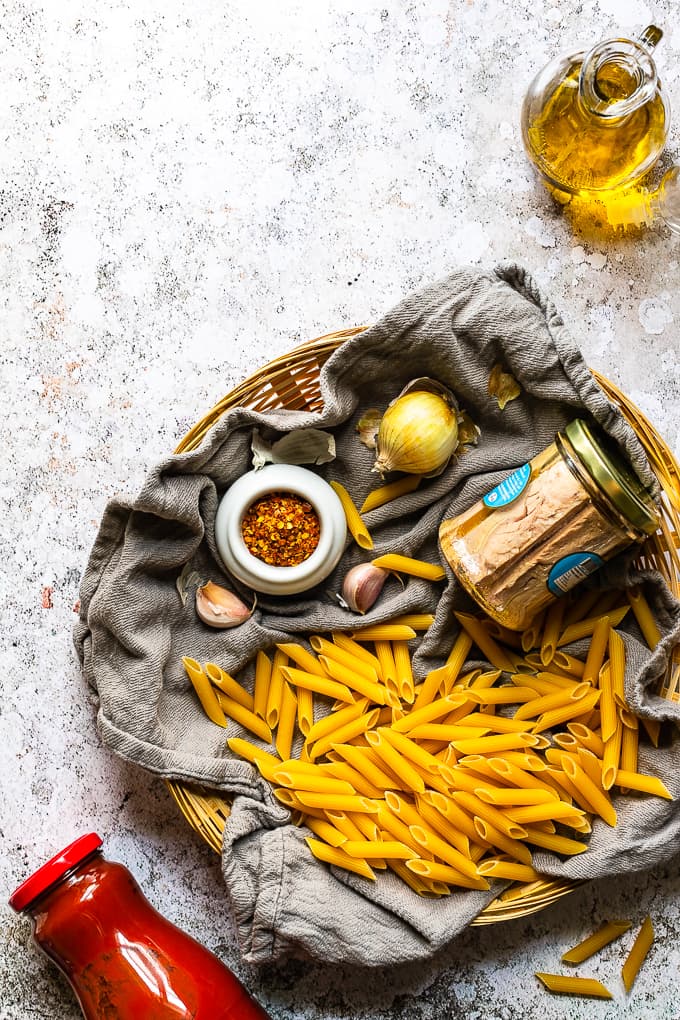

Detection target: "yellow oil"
[525, 60, 667, 195]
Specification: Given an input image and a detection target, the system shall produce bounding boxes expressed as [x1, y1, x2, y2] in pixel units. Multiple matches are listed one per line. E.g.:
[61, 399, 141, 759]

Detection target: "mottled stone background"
[1, 0, 679, 1017]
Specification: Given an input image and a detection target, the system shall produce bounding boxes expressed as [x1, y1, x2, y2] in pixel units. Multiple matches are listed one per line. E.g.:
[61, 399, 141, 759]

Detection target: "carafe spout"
[579, 25, 663, 120]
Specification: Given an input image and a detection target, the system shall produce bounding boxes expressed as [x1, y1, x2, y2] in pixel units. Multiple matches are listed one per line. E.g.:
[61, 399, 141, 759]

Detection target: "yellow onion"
[373, 379, 459, 477]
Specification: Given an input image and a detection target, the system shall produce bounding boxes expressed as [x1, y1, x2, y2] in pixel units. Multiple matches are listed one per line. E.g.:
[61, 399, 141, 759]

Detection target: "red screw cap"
[9, 833, 103, 912]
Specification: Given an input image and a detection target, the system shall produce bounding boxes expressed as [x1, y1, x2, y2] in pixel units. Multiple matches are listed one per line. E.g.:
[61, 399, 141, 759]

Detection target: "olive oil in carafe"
[526, 61, 668, 195]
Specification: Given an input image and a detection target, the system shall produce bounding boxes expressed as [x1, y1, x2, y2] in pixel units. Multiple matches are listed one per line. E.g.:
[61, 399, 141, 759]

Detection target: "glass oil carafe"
[521, 26, 670, 202]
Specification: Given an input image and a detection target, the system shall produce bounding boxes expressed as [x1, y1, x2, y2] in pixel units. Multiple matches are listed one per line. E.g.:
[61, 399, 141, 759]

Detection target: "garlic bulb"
[341, 563, 389, 614]
[195, 581, 255, 629]
[373, 378, 459, 477]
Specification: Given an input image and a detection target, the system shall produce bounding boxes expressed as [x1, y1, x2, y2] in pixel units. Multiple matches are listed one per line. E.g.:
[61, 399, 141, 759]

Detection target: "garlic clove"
[341, 563, 389, 614]
[195, 581, 256, 629]
[356, 409, 383, 450]
[373, 379, 459, 477]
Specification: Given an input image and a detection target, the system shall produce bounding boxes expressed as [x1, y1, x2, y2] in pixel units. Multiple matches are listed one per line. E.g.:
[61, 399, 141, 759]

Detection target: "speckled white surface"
[2, 1, 680, 1017]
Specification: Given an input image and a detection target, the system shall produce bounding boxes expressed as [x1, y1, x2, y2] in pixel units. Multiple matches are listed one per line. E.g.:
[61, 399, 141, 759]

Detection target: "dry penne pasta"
[205, 662, 255, 712]
[608, 627, 627, 706]
[310, 636, 378, 680]
[305, 837, 376, 880]
[370, 552, 446, 581]
[477, 859, 541, 882]
[613, 769, 672, 798]
[626, 587, 662, 649]
[389, 613, 436, 630]
[215, 692, 273, 743]
[317, 655, 389, 705]
[535, 973, 612, 999]
[310, 708, 381, 760]
[540, 599, 566, 666]
[581, 616, 610, 686]
[406, 858, 489, 890]
[281, 665, 355, 704]
[360, 474, 422, 513]
[561, 919, 632, 964]
[621, 916, 654, 993]
[266, 647, 288, 729]
[350, 624, 417, 642]
[330, 479, 373, 549]
[275, 683, 298, 760]
[560, 754, 617, 826]
[182, 657, 228, 728]
[253, 649, 272, 721]
[454, 612, 517, 672]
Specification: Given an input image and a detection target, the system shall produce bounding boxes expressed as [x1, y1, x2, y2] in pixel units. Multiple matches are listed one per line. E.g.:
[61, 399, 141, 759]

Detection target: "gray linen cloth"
[75, 263, 680, 966]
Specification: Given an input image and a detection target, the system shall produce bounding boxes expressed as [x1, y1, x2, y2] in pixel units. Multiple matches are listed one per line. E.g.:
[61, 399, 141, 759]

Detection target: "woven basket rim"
[168, 326, 680, 927]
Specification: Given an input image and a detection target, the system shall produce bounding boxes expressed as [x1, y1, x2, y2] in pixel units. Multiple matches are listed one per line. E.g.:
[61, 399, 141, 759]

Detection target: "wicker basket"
[169, 327, 680, 925]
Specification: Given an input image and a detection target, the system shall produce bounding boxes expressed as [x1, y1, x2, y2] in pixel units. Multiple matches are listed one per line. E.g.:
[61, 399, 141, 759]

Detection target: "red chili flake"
[41, 586, 54, 609]
[242, 491, 320, 567]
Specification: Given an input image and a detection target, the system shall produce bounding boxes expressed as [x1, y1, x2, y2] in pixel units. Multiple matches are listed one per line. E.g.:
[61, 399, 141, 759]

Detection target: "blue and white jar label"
[483, 463, 531, 508]
[547, 553, 605, 595]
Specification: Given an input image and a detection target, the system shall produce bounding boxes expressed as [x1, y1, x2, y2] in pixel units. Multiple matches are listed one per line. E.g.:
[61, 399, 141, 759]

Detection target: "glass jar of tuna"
[439, 419, 659, 631]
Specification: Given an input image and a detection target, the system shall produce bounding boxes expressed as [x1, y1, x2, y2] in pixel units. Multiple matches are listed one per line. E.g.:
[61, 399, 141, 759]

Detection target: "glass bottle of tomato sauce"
[9, 833, 272, 1019]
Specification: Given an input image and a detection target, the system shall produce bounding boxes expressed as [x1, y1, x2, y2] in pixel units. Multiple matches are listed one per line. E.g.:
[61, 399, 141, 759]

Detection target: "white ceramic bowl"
[214, 464, 348, 595]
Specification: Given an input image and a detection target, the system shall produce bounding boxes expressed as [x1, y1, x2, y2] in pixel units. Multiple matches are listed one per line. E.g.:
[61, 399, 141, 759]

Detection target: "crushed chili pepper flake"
[242, 491, 321, 567]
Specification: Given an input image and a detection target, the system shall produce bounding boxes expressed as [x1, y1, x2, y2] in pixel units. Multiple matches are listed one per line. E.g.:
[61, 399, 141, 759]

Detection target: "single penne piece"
[454, 612, 517, 672]
[375, 640, 397, 686]
[389, 613, 436, 630]
[621, 916, 655, 993]
[305, 836, 376, 880]
[366, 730, 426, 793]
[332, 633, 382, 671]
[550, 650, 586, 677]
[275, 683, 298, 760]
[626, 587, 661, 650]
[204, 662, 254, 712]
[374, 803, 426, 856]
[316, 655, 388, 705]
[274, 787, 323, 814]
[567, 723, 605, 758]
[451, 732, 539, 755]
[273, 769, 355, 796]
[276, 642, 327, 678]
[329, 480, 373, 550]
[379, 726, 447, 776]
[608, 628, 627, 707]
[531, 689, 601, 733]
[324, 810, 366, 843]
[331, 742, 400, 791]
[560, 754, 617, 826]
[522, 826, 589, 855]
[601, 714, 623, 790]
[343, 839, 412, 860]
[266, 647, 288, 729]
[419, 790, 481, 845]
[303, 816, 348, 847]
[483, 619, 524, 651]
[540, 598, 566, 666]
[535, 974, 612, 1000]
[408, 723, 491, 742]
[457, 712, 529, 734]
[216, 692, 273, 743]
[521, 609, 546, 652]
[296, 791, 378, 813]
[227, 737, 281, 777]
[503, 801, 587, 825]
[370, 553, 445, 582]
[406, 858, 490, 891]
[469, 685, 539, 705]
[387, 859, 448, 898]
[296, 686, 314, 737]
[392, 641, 415, 703]
[310, 707, 381, 760]
[320, 760, 384, 800]
[413, 794, 470, 856]
[309, 636, 379, 682]
[304, 697, 370, 746]
[575, 746, 604, 788]
[477, 859, 541, 883]
[360, 474, 422, 513]
[613, 769, 672, 799]
[182, 657, 228, 728]
[281, 665, 355, 704]
[558, 606, 630, 647]
[514, 682, 591, 721]
[561, 920, 632, 964]
[408, 825, 479, 878]
[618, 722, 639, 787]
[473, 818, 533, 865]
[475, 787, 556, 806]
[425, 630, 475, 702]
[253, 650, 272, 721]
[349, 624, 418, 643]
[450, 790, 527, 841]
[581, 616, 610, 686]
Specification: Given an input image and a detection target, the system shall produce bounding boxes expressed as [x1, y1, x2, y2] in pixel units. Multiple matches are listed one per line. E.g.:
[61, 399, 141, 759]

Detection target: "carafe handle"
[579, 24, 662, 119]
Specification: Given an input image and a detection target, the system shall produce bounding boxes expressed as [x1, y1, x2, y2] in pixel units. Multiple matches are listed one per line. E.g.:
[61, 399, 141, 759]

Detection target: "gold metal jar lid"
[560, 419, 659, 536]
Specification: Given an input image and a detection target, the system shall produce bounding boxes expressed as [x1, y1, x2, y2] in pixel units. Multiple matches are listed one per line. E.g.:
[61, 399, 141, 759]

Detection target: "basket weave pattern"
[170, 328, 680, 925]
